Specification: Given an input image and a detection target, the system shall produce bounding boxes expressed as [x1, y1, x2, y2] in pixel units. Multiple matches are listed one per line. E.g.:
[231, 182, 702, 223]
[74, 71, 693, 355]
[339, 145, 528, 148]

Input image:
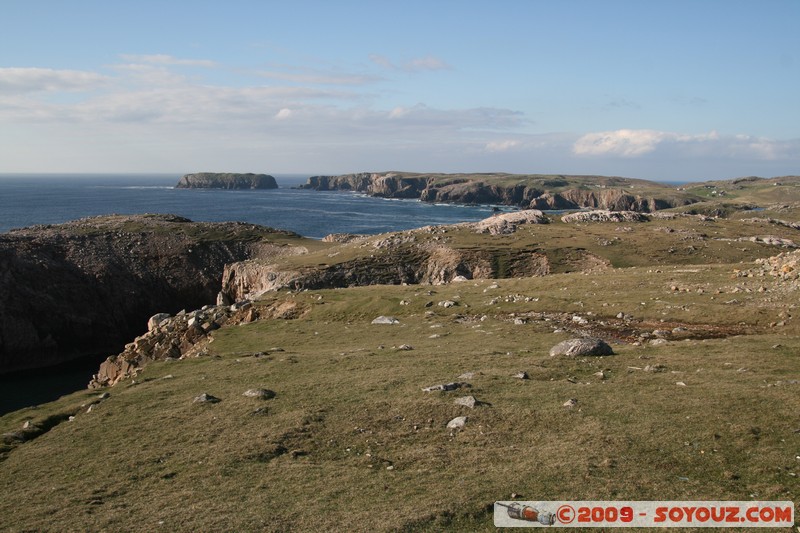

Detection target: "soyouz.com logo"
[493, 501, 794, 528]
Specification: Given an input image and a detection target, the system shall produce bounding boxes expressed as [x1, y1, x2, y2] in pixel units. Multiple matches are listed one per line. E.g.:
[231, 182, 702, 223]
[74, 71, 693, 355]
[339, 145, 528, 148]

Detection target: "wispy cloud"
[118, 54, 217, 68]
[602, 98, 640, 111]
[385, 103, 523, 130]
[0, 67, 109, 94]
[369, 54, 451, 72]
[485, 139, 521, 152]
[256, 68, 380, 86]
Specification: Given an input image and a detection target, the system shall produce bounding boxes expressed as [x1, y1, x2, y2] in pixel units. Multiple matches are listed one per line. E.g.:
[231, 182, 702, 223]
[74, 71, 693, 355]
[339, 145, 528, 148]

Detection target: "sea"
[0, 173, 505, 414]
[0, 174, 505, 238]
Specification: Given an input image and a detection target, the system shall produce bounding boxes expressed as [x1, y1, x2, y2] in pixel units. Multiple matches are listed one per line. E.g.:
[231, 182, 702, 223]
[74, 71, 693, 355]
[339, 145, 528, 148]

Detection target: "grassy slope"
[1, 265, 798, 531]
[275, 210, 800, 274]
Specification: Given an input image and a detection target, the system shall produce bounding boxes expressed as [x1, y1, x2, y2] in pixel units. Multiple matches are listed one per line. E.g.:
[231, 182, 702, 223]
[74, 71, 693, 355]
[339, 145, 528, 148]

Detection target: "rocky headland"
[0, 214, 306, 374]
[175, 173, 278, 189]
[300, 172, 700, 212]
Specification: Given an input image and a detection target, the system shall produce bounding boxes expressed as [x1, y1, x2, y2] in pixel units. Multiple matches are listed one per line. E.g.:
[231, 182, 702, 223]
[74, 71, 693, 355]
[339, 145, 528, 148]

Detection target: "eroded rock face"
[530, 189, 669, 212]
[0, 215, 300, 374]
[175, 173, 278, 189]
[218, 240, 552, 300]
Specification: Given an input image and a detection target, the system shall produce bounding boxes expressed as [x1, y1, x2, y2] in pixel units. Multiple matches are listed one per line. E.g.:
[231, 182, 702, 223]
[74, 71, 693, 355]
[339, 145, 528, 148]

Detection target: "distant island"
[175, 172, 278, 189]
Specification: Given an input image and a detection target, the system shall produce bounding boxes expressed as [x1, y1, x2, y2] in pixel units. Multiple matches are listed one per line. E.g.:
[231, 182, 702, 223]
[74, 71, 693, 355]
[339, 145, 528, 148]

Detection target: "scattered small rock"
[193, 393, 221, 403]
[454, 396, 478, 408]
[397, 344, 414, 351]
[243, 389, 276, 400]
[512, 371, 529, 380]
[644, 364, 667, 373]
[438, 300, 458, 308]
[446, 416, 467, 429]
[649, 338, 669, 346]
[371, 316, 400, 325]
[563, 398, 578, 408]
[422, 382, 468, 392]
[549, 338, 614, 357]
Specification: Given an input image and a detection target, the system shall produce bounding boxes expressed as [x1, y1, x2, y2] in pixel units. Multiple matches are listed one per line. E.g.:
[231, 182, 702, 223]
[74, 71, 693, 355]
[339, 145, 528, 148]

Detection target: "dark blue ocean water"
[0, 174, 502, 238]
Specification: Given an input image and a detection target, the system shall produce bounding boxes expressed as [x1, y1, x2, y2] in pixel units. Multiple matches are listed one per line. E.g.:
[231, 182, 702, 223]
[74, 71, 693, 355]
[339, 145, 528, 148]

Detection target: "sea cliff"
[301, 172, 699, 211]
[0, 214, 305, 374]
[176, 173, 278, 189]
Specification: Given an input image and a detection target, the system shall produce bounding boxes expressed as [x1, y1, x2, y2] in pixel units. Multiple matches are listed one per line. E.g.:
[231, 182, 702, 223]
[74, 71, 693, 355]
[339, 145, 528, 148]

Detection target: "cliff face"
[0, 215, 302, 374]
[218, 245, 551, 301]
[302, 173, 698, 212]
[304, 173, 429, 198]
[175, 173, 278, 189]
[529, 189, 675, 211]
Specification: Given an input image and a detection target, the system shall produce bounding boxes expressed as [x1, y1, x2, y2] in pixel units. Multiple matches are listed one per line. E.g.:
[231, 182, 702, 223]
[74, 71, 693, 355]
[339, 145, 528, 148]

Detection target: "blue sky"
[1, 0, 798, 180]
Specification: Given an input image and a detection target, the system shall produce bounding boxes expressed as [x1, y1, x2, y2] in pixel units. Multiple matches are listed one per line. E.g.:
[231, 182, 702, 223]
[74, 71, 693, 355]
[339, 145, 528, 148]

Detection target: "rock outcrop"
[561, 210, 650, 223]
[90, 297, 308, 388]
[175, 173, 278, 189]
[0, 215, 305, 373]
[91, 303, 252, 387]
[301, 172, 699, 212]
[471, 210, 550, 235]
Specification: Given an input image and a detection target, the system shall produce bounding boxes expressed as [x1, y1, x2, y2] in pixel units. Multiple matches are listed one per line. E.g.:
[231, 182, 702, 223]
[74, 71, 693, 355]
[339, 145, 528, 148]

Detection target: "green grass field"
[2, 264, 798, 531]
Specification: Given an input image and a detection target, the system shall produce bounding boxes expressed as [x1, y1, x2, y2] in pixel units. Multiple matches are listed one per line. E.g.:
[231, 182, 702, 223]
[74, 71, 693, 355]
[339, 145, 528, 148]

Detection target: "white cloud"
[573, 129, 718, 157]
[274, 108, 292, 120]
[118, 54, 217, 68]
[0, 67, 109, 94]
[572, 128, 800, 162]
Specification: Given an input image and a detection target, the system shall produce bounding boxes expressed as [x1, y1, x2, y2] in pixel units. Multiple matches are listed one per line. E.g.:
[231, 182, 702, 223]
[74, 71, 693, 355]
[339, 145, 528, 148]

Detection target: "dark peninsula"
[175, 172, 278, 189]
